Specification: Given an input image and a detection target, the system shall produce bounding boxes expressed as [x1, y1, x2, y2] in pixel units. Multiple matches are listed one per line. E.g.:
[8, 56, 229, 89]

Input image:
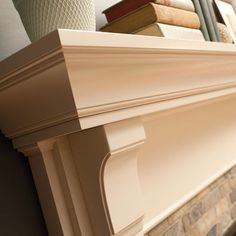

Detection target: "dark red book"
[103, 0, 155, 23]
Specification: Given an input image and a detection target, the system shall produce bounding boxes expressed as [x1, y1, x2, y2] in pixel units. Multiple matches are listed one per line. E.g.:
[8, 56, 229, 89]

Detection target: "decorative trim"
[0, 48, 64, 91]
[8, 111, 78, 139]
[77, 82, 236, 117]
[78, 85, 236, 130]
[2, 31, 236, 147]
[5, 82, 236, 141]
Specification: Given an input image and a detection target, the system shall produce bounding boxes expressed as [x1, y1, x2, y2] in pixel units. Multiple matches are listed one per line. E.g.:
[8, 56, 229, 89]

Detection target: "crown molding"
[1, 30, 236, 149]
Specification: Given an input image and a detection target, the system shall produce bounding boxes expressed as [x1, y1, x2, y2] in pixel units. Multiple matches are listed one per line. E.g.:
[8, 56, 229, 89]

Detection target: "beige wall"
[0, 0, 119, 61]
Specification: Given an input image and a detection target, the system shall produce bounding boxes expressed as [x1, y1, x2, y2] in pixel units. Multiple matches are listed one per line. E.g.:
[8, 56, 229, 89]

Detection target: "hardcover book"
[103, 0, 195, 23]
[207, 0, 221, 41]
[100, 3, 200, 33]
[217, 22, 233, 43]
[134, 23, 205, 41]
[192, 0, 211, 40]
[199, 0, 219, 41]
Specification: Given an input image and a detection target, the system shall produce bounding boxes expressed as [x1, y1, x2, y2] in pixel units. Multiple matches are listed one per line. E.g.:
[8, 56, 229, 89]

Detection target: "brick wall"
[146, 166, 236, 236]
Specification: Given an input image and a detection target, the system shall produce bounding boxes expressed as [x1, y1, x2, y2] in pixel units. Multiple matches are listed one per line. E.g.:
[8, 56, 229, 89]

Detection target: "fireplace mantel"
[1, 30, 236, 236]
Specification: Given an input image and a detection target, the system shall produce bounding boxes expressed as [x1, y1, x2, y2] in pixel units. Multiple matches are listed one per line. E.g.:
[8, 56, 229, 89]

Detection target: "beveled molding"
[1, 30, 236, 236]
[1, 30, 236, 148]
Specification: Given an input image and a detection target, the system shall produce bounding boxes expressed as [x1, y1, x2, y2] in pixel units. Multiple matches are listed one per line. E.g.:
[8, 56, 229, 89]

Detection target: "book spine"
[199, 0, 218, 41]
[217, 22, 233, 43]
[192, 0, 210, 41]
[155, 0, 195, 12]
[154, 4, 200, 29]
[103, 0, 152, 23]
[206, 0, 221, 41]
[103, 0, 195, 23]
[135, 23, 205, 41]
[101, 4, 200, 33]
[158, 23, 205, 41]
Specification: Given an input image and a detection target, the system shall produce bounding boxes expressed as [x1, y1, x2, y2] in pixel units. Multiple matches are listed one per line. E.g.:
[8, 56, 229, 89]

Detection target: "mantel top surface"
[1, 29, 236, 79]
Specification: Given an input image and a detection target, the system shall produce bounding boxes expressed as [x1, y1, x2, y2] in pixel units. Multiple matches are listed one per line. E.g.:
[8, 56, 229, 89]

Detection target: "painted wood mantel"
[1, 30, 236, 236]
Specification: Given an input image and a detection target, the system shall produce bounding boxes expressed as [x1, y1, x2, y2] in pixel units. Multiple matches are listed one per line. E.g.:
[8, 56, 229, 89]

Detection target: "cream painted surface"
[2, 31, 236, 146]
[67, 119, 145, 235]
[2, 31, 236, 235]
[139, 95, 236, 231]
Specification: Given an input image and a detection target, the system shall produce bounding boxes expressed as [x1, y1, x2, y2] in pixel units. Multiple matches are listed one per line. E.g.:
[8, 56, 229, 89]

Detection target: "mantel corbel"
[19, 118, 146, 236]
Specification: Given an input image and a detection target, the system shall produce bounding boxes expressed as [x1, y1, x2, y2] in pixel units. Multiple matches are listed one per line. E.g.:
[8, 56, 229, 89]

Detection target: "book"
[217, 22, 233, 43]
[198, 0, 219, 41]
[103, 0, 195, 23]
[215, 0, 236, 43]
[134, 23, 205, 41]
[207, 0, 221, 41]
[192, 0, 210, 41]
[100, 3, 201, 34]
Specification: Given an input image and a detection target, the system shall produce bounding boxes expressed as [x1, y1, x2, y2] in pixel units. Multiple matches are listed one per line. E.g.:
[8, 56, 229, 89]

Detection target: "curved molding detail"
[19, 118, 146, 236]
[68, 118, 146, 236]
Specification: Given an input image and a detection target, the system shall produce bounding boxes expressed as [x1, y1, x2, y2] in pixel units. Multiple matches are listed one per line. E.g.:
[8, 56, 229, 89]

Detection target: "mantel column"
[19, 118, 146, 236]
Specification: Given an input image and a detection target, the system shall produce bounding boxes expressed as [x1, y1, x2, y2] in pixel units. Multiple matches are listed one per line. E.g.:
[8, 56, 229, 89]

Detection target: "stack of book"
[100, 0, 233, 43]
[100, 0, 205, 41]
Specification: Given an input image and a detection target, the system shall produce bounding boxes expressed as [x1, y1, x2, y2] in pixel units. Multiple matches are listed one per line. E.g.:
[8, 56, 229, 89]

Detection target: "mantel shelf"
[1, 30, 236, 236]
[1, 30, 236, 148]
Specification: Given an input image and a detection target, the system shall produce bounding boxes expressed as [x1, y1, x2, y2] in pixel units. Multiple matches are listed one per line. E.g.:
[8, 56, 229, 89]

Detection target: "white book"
[155, 0, 195, 12]
[134, 23, 205, 41]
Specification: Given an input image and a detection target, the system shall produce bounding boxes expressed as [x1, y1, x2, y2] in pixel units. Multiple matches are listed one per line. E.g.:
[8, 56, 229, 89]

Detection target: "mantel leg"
[20, 118, 146, 236]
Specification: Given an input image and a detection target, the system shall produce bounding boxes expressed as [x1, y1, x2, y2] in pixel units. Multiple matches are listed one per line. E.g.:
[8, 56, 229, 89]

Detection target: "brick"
[229, 176, 236, 189]
[209, 177, 226, 191]
[203, 189, 221, 211]
[194, 188, 210, 204]
[185, 227, 201, 236]
[148, 219, 169, 236]
[220, 213, 232, 232]
[206, 225, 217, 236]
[230, 189, 236, 203]
[182, 202, 205, 229]
[215, 198, 230, 217]
[230, 166, 236, 175]
[231, 203, 236, 218]
[219, 181, 231, 198]
[190, 202, 206, 223]
[167, 203, 190, 224]
[161, 222, 184, 236]
[204, 208, 218, 230]
[194, 217, 209, 235]
[216, 223, 223, 236]
[182, 214, 192, 232]
[224, 171, 232, 179]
